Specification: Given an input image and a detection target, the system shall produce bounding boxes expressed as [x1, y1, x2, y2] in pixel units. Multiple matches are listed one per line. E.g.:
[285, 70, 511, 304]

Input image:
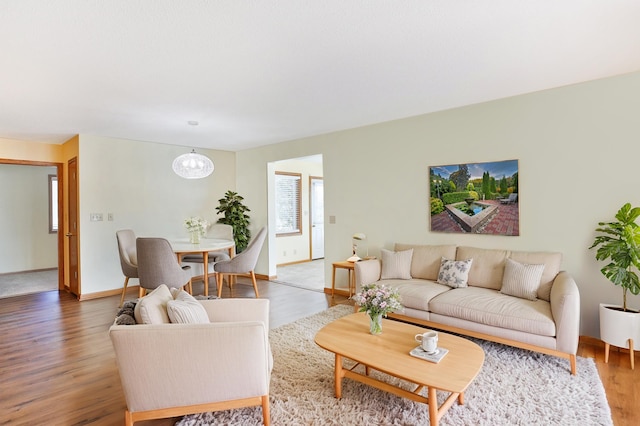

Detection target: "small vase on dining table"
[189, 231, 201, 244]
[368, 312, 383, 335]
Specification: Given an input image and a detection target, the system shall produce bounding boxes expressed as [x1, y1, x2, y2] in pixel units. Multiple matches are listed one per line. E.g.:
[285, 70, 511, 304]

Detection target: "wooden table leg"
[629, 339, 635, 370]
[335, 353, 343, 398]
[604, 342, 610, 363]
[203, 252, 209, 296]
[428, 387, 438, 426]
[331, 265, 337, 298]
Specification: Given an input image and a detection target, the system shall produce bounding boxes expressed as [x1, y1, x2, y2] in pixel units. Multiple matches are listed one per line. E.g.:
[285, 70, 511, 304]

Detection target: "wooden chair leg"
[250, 270, 260, 298]
[138, 287, 146, 298]
[119, 277, 130, 307]
[262, 394, 270, 426]
[217, 273, 224, 298]
[629, 339, 635, 370]
[604, 342, 610, 363]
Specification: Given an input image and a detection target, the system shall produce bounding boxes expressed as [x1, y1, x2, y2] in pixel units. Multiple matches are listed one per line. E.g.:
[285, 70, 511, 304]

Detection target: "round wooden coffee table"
[315, 312, 484, 426]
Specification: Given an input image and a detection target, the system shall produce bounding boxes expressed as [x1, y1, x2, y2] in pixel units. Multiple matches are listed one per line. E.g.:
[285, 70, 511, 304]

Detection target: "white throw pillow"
[501, 258, 545, 301]
[167, 290, 210, 324]
[134, 284, 173, 324]
[437, 257, 473, 288]
[380, 248, 413, 280]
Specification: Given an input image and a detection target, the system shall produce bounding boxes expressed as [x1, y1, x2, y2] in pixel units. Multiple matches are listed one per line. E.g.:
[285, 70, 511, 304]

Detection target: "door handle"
[65, 233, 73, 237]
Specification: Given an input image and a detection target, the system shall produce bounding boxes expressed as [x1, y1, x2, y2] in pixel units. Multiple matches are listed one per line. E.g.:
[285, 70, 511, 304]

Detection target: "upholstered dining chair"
[181, 223, 234, 266]
[214, 227, 267, 298]
[116, 229, 138, 307]
[136, 237, 193, 296]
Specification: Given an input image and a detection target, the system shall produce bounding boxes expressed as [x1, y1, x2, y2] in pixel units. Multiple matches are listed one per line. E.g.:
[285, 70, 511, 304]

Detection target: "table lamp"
[347, 233, 367, 262]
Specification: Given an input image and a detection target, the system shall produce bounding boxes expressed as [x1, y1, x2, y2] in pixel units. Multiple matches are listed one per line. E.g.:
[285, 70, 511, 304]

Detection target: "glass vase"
[189, 231, 201, 244]
[368, 312, 383, 335]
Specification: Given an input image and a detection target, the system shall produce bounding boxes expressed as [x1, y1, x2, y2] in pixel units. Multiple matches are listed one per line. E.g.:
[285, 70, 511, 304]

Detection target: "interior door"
[310, 177, 324, 259]
[67, 157, 80, 297]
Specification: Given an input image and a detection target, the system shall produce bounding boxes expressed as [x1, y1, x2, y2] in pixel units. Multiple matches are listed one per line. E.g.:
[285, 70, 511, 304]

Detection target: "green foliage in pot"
[216, 190, 251, 253]
[589, 203, 640, 311]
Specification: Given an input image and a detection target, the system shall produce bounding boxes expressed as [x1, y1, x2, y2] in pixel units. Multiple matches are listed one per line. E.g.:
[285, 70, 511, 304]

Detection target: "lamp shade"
[172, 149, 214, 179]
[353, 233, 366, 240]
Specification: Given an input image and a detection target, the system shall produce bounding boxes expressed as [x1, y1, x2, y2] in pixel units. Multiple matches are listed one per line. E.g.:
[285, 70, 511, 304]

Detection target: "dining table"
[170, 238, 235, 296]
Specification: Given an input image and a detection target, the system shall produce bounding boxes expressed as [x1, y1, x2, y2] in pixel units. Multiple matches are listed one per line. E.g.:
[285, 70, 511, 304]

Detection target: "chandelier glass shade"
[172, 149, 214, 179]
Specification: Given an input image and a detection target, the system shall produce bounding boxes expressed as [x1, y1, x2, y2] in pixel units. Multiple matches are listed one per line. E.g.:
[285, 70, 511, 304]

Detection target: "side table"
[332, 260, 356, 298]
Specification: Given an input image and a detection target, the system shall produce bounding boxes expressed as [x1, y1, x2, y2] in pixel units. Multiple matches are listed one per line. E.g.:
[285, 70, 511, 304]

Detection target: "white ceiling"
[1, 1, 639, 152]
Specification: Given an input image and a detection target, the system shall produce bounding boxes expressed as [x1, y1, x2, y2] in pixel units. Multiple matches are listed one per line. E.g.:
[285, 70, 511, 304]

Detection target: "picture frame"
[429, 160, 519, 235]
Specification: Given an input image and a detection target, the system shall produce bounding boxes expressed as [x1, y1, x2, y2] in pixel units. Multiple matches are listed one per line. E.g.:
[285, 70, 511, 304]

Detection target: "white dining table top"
[169, 238, 235, 254]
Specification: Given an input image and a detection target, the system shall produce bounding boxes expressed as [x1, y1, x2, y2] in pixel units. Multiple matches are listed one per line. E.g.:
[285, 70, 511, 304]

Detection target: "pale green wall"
[237, 70, 640, 338]
[0, 164, 58, 273]
[78, 135, 235, 295]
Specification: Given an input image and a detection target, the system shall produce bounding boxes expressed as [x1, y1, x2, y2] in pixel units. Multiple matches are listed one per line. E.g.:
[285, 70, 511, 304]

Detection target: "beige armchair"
[109, 298, 272, 426]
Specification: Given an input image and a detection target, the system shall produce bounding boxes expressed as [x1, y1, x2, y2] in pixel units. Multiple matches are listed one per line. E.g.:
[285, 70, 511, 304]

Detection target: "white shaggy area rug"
[178, 304, 612, 426]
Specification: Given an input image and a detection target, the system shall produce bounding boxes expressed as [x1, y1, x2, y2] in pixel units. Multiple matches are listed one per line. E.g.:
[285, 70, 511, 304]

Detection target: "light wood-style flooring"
[1, 278, 638, 425]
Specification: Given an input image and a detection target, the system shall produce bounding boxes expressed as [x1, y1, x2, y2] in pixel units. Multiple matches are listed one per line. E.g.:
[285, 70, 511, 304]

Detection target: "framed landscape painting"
[429, 159, 519, 236]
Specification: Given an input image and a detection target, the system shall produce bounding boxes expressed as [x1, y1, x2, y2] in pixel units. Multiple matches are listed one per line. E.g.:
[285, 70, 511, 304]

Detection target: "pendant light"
[172, 149, 214, 179]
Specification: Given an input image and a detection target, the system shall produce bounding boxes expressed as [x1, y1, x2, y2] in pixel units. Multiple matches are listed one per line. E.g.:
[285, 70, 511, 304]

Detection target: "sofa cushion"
[501, 258, 545, 301]
[437, 257, 473, 288]
[167, 290, 210, 324]
[380, 248, 413, 280]
[457, 246, 509, 290]
[429, 287, 556, 336]
[381, 279, 450, 311]
[509, 250, 562, 302]
[134, 284, 173, 324]
[395, 244, 457, 281]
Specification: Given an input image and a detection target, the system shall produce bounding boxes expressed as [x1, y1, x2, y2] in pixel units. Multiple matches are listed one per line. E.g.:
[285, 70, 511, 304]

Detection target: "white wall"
[78, 135, 235, 295]
[272, 157, 323, 265]
[0, 164, 58, 273]
[237, 70, 640, 338]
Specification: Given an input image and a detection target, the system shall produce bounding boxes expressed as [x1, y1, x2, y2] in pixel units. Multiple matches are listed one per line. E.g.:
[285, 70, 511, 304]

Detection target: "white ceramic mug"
[415, 331, 438, 353]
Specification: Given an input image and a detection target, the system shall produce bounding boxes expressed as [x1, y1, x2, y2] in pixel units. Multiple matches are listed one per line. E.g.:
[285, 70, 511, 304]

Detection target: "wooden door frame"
[0, 158, 65, 291]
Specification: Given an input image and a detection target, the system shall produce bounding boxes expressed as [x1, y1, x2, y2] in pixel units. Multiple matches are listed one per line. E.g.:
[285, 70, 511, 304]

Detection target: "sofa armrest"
[109, 321, 271, 414]
[550, 271, 580, 354]
[355, 259, 382, 292]
[200, 298, 270, 330]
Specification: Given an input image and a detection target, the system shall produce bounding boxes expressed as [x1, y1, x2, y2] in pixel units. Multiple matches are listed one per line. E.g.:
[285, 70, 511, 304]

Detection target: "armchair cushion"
[134, 284, 173, 324]
[167, 290, 210, 324]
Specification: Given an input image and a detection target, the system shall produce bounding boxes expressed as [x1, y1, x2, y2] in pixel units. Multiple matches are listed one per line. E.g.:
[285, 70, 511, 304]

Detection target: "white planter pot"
[599, 303, 640, 350]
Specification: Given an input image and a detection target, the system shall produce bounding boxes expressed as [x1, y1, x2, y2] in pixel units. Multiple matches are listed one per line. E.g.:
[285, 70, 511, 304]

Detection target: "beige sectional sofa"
[354, 244, 580, 374]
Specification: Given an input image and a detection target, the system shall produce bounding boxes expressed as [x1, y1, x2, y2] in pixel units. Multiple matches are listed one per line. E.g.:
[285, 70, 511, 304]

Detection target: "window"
[49, 175, 58, 233]
[275, 172, 301, 236]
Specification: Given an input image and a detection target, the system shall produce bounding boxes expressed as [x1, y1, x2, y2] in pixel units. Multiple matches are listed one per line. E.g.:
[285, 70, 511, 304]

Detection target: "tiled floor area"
[274, 259, 326, 292]
[0, 269, 58, 298]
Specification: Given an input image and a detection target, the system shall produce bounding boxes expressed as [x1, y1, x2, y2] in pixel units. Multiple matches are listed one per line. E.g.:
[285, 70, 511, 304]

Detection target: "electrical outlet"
[90, 213, 103, 222]
[107, 213, 114, 221]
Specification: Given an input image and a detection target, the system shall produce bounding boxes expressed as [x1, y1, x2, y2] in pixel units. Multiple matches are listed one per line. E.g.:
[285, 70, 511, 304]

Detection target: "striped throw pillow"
[380, 248, 413, 280]
[500, 258, 545, 300]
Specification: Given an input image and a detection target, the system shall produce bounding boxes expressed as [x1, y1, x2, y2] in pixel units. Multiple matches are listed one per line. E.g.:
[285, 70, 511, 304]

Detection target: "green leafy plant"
[216, 191, 251, 253]
[589, 203, 640, 311]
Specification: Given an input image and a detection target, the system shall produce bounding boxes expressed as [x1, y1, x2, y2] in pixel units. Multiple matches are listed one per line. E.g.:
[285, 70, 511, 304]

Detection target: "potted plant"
[589, 202, 640, 362]
[216, 190, 251, 253]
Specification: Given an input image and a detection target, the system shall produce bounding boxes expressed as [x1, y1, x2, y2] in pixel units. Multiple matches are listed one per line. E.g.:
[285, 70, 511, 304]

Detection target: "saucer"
[422, 348, 439, 355]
